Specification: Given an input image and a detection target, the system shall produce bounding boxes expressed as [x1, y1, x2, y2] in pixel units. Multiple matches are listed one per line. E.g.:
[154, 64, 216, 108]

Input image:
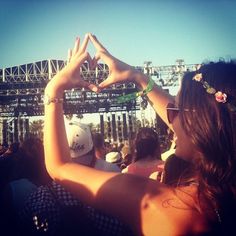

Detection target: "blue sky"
[0, 0, 236, 68]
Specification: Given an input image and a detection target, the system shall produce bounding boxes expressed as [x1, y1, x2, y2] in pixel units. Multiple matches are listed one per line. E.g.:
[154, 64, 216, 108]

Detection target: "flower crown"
[192, 73, 236, 111]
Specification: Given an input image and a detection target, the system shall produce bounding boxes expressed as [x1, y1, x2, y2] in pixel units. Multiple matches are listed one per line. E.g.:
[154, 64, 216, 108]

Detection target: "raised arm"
[43, 34, 165, 235]
[43, 34, 196, 235]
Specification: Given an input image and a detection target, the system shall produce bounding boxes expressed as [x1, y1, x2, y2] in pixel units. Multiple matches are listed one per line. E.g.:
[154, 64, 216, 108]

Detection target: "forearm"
[43, 84, 114, 198]
[43, 98, 146, 234]
[43, 81, 71, 179]
[134, 71, 175, 125]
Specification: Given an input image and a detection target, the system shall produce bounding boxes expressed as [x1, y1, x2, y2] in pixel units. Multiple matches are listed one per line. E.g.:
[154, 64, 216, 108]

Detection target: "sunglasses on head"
[166, 103, 192, 124]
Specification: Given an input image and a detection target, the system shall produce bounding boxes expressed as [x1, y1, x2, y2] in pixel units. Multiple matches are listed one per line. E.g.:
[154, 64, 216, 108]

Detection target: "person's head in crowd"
[110, 142, 119, 152]
[104, 141, 110, 148]
[105, 151, 124, 170]
[104, 141, 113, 154]
[117, 143, 124, 152]
[19, 137, 52, 185]
[120, 144, 132, 168]
[1, 142, 20, 157]
[134, 127, 161, 162]
[0, 142, 21, 188]
[105, 151, 122, 164]
[92, 132, 106, 159]
[65, 120, 94, 166]
[120, 144, 131, 160]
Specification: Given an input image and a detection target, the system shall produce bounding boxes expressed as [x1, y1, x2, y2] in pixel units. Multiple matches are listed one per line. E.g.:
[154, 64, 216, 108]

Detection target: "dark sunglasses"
[166, 103, 192, 124]
[166, 103, 179, 124]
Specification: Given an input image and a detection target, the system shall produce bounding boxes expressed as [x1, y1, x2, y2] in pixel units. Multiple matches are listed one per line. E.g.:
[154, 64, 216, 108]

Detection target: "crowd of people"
[0, 124, 174, 235]
[1, 33, 236, 235]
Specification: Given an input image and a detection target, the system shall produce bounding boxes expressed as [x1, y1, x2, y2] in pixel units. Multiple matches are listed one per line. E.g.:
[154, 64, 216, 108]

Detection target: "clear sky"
[1, 0, 236, 69]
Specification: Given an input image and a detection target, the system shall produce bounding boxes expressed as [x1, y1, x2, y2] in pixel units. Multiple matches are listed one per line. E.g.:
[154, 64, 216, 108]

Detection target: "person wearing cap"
[18, 121, 131, 235]
[66, 124, 121, 172]
[65, 120, 95, 166]
[105, 151, 123, 167]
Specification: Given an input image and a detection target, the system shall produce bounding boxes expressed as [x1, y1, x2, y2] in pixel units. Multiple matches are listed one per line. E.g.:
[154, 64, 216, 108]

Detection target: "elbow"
[45, 160, 64, 181]
[46, 165, 59, 181]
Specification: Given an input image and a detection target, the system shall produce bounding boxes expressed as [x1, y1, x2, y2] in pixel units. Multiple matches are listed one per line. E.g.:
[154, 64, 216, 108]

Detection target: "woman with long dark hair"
[43, 33, 236, 235]
[122, 127, 164, 180]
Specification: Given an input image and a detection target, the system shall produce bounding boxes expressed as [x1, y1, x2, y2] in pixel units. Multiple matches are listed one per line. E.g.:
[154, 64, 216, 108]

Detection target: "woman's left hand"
[45, 34, 99, 96]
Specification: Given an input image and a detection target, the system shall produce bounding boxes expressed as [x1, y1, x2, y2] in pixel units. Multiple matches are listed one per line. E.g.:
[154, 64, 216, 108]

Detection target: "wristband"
[116, 78, 155, 104]
[43, 94, 64, 105]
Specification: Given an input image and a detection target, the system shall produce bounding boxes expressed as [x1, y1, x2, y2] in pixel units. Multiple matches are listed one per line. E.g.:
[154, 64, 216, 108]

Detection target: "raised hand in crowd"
[45, 34, 98, 99]
[89, 33, 174, 126]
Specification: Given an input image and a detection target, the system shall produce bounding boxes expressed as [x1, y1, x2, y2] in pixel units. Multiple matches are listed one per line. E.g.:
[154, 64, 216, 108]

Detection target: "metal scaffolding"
[0, 59, 199, 144]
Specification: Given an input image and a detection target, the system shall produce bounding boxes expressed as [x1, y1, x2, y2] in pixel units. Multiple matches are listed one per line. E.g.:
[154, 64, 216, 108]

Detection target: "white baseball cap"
[105, 151, 122, 163]
[65, 120, 93, 158]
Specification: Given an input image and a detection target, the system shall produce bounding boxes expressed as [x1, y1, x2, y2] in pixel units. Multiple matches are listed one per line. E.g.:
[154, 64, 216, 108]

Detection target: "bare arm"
[43, 35, 166, 234]
[134, 71, 174, 126]
[44, 93, 168, 234]
[44, 34, 198, 235]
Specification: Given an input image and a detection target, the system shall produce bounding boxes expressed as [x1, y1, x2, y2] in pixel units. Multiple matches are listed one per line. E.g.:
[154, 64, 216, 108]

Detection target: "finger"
[78, 33, 89, 55]
[72, 37, 80, 57]
[85, 52, 93, 69]
[88, 33, 107, 52]
[90, 53, 105, 71]
[75, 51, 93, 67]
[76, 51, 93, 68]
[67, 49, 72, 63]
[98, 76, 113, 89]
[91, 53, 101, 70]
[93, 50, 114, 67]
[88, 83, 100, 93]
[80, 80, 99, 93]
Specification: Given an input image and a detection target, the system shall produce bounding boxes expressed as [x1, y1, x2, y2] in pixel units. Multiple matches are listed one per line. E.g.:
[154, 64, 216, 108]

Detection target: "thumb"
[98, 76, 114, 89]
[82, 80, 100, 93]
[88, 84, 100, 93]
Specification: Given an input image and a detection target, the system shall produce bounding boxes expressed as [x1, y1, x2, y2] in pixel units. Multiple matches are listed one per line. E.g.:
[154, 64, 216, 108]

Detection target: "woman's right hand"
[88, 33, 142, 90]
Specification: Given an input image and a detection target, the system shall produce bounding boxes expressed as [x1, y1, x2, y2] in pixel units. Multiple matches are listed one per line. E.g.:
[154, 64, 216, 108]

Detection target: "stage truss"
[0, 59, 199, 144]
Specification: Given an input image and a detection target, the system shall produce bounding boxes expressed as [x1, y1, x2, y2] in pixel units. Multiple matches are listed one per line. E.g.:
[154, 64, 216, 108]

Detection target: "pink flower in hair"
[193, 73, 203, 82]
[215, 91, 227, 103]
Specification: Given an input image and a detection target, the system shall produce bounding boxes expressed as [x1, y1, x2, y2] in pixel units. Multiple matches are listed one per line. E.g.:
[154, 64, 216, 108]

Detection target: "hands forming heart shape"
[51, 33, 136, 94]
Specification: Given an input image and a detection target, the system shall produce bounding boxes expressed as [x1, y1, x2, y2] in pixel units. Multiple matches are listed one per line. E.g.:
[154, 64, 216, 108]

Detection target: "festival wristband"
[116, 78, 155, 104]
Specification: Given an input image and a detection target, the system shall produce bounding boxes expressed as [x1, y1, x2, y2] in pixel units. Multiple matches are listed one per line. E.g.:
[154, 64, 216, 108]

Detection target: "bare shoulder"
[140, 183, 210, 235]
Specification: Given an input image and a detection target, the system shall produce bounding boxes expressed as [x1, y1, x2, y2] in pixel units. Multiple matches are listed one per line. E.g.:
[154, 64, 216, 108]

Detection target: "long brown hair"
[134, 127, 161, 162]
[179, 61, 236, 231]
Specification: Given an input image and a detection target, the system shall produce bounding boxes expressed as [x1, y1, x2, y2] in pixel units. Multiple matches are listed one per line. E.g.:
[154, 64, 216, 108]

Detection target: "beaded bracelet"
[116, 78, 155, 104]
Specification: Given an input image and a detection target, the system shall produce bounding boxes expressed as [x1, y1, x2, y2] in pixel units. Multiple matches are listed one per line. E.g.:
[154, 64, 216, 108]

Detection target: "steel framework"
[0, 59, 199, 145]
[0, 59, 199, 117]
[0, 60, 140, 117]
